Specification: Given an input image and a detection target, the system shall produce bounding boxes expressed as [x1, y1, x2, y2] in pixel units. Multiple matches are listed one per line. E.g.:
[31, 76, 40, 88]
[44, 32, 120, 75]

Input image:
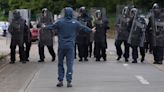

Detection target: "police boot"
[38, 59, 44, 62]
[117, 56, 121, 61]
[79, 58, 83, 62]
[153, 61, 159, 64]
[56, 81, 63, 87]
[96, 58, 100, 61]
[67, 81, 72, 88]
[141, 57, 144, 63]
[125, 58, 129, 62]
[103, 57, 107, 61]
[26, 59, 30, 62]
[132, 59, 137, 63]
[22, 61, 26, 64]
[52, 56, 56, 62]
[158, 61, 163, 65]
[84, 58, 88, 61]
[9, 61, 15, 64]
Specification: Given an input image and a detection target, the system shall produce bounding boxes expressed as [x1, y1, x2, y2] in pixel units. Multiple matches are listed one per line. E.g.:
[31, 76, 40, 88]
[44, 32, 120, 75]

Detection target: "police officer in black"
[37, 8, 56, 62]
[128, 8, 146, 63]
[8, 11, 26, 64]
[147, 3, 164, 64]
[76, 7, 92, 61]
[23, 20, 32, 61]
[115, 6, 130, 62]
[94, 10, 109, 61]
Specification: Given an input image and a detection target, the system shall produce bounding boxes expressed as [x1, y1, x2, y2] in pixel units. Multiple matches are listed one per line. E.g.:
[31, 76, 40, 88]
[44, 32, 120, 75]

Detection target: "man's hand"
[92, 27, 96, 33]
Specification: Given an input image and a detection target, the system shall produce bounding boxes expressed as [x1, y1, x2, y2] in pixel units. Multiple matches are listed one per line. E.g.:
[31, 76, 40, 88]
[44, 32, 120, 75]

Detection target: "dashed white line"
[123, 63, 130, 69]
[135, 75, 150, 85]
[123, 63, 129, 67]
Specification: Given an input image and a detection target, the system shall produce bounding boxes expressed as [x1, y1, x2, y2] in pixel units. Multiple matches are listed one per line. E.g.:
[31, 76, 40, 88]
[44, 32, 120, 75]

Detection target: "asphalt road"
[0, 38, 164, 92]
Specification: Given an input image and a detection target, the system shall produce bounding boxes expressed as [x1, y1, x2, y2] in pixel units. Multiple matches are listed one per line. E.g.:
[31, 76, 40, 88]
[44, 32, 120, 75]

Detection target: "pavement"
[0, 37, 164, 92]
[0, 36, 10, 56]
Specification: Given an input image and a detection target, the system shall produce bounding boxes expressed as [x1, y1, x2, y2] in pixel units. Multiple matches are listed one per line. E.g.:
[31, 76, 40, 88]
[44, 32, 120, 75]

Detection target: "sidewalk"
[0, 36, 10, 56]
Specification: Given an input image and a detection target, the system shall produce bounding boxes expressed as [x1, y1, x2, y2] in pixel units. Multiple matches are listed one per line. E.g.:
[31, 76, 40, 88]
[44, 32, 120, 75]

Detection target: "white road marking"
[123, 63, 130, 69]
[123, 63, 129, 67]
[135, 75, 150, 85]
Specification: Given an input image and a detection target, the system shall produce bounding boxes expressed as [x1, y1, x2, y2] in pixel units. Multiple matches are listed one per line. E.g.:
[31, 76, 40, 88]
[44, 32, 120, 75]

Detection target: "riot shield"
[128, 10, 147, 47]
[37, 10, 55, 46]
[115, 5, 131, 41]
[151, 8, 164, 47]
[16, 9, 31, 26]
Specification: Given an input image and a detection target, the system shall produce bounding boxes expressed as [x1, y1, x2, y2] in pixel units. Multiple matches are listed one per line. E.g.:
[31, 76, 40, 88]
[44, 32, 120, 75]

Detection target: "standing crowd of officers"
[115, 3, 164, 64]
[6, 4, 164, 88]
[7, 3, 163, 65]
[8, 6, 109, 64]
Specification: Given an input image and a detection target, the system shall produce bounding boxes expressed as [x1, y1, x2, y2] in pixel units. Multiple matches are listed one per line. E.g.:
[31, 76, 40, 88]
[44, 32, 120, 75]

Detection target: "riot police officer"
[8, 11, 26, 64]
[128, 9, 147, 63]
[115, 6, 130, 62]
[76, 6, 92, 61]
[94, 10, 109, 61]
[37, 8, 56, 62]
[147, 3, 164, 64]
[24, 20, 32, 61]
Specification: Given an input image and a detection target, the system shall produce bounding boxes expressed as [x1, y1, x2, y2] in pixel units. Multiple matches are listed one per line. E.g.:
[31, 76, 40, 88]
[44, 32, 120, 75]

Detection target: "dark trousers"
[10, 41, 25, 61]
[131, 46, 145, 60]
[94, 42, 106, 60]
[24, 41, 31, 59]
[145, 42, 153, 53]
[74, 43, 77, 58]
[3, 30, 7, 37]
[38, 43, 56, 61]
[89, 42, 93, 57]
[153, 46, 164, 63]
[77, 43, 89, 59]
[115, 40, 130, 59]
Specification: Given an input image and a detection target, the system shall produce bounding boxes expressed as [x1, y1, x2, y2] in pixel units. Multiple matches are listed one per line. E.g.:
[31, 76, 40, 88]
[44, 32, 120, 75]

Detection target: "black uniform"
[128, 15, 147, 63]
[76, 14, 92, 61]
[115, 15, 130, 62]
[94, 18, 109, 61]
[147, 9, 164, 64]
[38, 9, 56, 62]
[23, 23, 32, 61]
[8, 11, 26, 64]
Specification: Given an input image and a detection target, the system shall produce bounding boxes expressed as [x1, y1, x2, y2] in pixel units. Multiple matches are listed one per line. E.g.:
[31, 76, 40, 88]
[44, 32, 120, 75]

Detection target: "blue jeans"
[58, 47, 74, 82]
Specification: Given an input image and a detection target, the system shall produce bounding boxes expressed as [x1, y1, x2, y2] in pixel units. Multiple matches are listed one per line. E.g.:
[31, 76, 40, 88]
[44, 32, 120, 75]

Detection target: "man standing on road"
[8, 11, 26, 64]
[46, 7, 94, 87]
